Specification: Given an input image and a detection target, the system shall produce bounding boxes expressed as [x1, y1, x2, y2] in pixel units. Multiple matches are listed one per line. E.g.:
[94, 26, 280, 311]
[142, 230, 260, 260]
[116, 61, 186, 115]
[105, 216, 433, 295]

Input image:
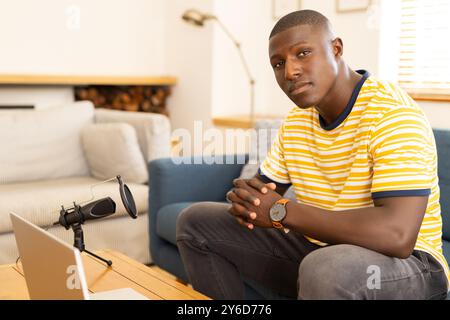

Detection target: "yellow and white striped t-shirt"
[260, 70, 449, 285]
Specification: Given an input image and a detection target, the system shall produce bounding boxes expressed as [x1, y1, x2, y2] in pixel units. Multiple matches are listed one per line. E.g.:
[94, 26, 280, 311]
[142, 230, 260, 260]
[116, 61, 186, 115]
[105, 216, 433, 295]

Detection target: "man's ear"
[332, 37, 344, 57]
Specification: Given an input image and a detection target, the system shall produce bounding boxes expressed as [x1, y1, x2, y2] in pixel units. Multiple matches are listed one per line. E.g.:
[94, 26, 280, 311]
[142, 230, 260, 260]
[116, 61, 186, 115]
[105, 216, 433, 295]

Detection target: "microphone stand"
[72, 222, 113, 266]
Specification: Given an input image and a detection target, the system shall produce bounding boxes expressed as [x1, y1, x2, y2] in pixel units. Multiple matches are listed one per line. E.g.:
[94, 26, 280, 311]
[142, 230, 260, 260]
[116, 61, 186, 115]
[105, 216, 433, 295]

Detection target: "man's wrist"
[282, 200, 303, 232]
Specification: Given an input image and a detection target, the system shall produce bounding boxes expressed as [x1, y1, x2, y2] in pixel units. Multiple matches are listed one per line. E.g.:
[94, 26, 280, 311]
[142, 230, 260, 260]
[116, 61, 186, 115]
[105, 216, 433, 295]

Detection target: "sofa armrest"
[148, 155, 247, 264]
[149, 155, 247, 212]
[94, 108, 171, 162]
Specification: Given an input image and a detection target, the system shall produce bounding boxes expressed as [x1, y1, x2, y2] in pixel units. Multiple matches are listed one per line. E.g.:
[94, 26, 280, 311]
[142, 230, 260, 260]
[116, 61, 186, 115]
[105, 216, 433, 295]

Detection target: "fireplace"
[74, 85, 171, 116]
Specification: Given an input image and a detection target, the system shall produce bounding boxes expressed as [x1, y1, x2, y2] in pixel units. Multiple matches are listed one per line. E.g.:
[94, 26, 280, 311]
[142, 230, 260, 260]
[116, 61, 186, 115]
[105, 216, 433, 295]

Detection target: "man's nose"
[284, 60, 302, 81]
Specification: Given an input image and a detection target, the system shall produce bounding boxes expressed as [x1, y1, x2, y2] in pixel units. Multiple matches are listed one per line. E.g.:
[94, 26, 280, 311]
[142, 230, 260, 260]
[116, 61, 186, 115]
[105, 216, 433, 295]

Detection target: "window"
[397, 0, 450, 100]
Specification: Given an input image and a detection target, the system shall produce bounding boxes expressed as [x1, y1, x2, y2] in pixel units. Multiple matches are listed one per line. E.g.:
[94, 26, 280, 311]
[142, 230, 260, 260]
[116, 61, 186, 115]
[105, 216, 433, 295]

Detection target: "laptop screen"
[10, 212, 90, 300]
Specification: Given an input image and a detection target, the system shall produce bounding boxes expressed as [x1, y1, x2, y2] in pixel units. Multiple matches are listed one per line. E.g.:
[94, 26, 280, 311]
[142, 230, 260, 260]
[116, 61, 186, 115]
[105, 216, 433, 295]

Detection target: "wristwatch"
[269, 198, 290, 233]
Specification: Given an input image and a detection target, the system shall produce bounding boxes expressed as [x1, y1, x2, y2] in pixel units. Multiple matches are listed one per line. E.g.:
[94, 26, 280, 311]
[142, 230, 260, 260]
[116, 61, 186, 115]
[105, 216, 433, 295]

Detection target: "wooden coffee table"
[0, 249, 209, 300]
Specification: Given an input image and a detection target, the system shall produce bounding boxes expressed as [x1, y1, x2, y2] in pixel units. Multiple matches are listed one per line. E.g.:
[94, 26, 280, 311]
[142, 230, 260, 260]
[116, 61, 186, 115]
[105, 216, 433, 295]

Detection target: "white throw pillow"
[81, 123, 148, 184]
[0, 101, 93, 184]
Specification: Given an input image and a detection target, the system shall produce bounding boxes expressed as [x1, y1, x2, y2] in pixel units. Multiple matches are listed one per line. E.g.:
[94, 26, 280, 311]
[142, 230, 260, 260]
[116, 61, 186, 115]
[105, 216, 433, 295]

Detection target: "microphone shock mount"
[60, 202, 113, 267]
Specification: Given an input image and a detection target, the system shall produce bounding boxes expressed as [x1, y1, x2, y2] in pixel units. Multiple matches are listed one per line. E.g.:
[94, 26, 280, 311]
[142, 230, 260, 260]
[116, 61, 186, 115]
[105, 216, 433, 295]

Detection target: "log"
[74, 85, 171, 115]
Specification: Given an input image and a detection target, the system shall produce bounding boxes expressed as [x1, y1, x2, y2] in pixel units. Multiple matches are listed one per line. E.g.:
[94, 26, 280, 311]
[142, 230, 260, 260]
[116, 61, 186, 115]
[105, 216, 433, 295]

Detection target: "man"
[176, 10, 449, 299]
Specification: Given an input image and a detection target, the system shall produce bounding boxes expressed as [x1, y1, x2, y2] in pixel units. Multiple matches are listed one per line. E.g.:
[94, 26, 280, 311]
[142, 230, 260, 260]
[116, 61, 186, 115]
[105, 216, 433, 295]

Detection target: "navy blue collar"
[319, 70, 370, 131]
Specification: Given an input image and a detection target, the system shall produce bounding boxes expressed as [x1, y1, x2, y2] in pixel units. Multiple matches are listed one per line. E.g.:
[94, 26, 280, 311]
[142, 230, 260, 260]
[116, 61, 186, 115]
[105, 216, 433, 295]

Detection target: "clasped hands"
[226, 178, 282, 230]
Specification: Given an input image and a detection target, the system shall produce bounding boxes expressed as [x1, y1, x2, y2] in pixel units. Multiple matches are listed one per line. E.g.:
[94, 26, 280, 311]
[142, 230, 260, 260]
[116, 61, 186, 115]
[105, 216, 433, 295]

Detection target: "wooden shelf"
[213, 115, 284, 129]
[407, 89, 450, 102]
[0, 74, 177, 86]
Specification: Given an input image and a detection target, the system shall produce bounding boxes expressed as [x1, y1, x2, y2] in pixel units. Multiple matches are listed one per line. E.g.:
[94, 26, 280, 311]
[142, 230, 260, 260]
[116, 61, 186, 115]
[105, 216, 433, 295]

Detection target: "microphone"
[55, 197, 116, 229]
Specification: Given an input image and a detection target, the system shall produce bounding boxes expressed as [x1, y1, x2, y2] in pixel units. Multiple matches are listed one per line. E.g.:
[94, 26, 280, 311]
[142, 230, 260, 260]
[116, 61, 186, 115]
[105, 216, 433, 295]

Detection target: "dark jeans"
[176, 202, 449, 300]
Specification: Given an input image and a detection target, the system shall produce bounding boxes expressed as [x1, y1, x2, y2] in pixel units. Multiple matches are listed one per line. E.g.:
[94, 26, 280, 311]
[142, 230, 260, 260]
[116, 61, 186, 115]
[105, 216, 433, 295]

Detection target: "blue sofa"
[149, 129, 450, 299]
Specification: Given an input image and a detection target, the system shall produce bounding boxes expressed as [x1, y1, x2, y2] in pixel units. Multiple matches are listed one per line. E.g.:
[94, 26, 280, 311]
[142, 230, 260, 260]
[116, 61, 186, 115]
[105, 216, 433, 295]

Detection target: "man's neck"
[316, 65, 363, 127]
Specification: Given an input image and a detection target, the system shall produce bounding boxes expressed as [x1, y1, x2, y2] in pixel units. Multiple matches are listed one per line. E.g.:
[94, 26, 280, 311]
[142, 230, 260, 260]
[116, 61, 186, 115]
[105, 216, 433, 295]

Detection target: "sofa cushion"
[442, 240, 450, 300]
[81, 123, 148, 184]
[156, 202, 197, 246]
[0, 101, 94, 184]
[95, 108, 171, 163]
[0, 176, 148, 234]
[433, 129, 450, 241]
[442, 240, 450, 267]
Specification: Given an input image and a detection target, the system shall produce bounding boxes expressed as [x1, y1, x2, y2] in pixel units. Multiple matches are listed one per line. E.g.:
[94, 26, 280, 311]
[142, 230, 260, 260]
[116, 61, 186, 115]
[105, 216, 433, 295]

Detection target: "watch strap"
[276, 198, 290, 206]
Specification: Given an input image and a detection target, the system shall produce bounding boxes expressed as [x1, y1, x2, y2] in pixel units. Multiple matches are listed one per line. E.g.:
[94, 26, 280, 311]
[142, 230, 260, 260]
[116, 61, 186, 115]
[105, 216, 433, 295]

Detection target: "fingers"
[228, 185, 260, 206]
[248, 178, 277, 193]
[228, 202, 256, 224]
[266, 182, 277, 190]
[234, 188, 260, 206]
[225, 190, 233, 203]
[233, 178, 277, 194]
[236, 217, 254, 230]
[247, 177, 268, 194]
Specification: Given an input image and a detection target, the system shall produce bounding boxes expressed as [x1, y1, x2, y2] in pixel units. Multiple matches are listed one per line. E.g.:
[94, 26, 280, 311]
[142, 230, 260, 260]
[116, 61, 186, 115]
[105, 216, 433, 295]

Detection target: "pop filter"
[117, 175, 137, 219]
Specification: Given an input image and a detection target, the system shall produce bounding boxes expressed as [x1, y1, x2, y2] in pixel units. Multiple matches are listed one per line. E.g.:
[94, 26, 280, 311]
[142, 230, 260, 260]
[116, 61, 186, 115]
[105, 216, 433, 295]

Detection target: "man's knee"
[298, 244, 371, 299]
[177, 202, 207, 232]
[176, 202, 230, 242]
[177, 202, 213, 238]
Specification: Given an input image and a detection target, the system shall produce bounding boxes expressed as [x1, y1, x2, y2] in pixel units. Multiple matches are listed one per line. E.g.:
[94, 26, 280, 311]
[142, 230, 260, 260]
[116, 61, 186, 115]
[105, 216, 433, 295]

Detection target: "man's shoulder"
[364, 76, 417, 108]
[362, 76, 423, 120]
[365, 79, 432, 137]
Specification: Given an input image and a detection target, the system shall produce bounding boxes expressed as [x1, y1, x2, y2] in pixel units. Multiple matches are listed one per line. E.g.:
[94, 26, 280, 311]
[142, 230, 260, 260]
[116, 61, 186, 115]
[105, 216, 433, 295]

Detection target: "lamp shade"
[182, 9, 215, 27]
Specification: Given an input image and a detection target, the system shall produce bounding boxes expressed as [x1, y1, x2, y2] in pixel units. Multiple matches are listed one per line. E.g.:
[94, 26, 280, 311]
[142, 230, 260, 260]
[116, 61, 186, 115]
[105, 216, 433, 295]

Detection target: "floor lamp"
[182, 9, 256, 125]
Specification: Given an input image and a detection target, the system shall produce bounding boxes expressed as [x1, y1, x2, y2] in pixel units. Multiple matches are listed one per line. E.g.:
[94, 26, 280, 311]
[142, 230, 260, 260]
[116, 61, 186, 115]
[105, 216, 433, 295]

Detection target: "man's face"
[269, 24, 340, 108]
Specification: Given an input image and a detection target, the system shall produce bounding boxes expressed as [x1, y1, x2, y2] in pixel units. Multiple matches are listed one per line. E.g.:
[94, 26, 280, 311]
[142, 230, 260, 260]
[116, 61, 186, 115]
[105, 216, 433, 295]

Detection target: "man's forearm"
[282, 201, 421, 259]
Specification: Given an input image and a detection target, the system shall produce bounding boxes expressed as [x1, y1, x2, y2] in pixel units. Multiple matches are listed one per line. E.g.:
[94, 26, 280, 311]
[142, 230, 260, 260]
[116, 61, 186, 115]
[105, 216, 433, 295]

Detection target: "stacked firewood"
[74, 85, 171, 116]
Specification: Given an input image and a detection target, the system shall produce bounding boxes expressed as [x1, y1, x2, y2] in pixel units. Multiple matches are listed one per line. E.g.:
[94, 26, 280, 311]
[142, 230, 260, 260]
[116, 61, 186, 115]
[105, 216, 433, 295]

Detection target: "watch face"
[270, 203, 286, 222]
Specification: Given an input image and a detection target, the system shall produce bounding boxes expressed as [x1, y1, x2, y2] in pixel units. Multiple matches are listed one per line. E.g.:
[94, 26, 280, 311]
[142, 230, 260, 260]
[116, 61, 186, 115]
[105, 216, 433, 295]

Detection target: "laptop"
[10, 212, 149, 300]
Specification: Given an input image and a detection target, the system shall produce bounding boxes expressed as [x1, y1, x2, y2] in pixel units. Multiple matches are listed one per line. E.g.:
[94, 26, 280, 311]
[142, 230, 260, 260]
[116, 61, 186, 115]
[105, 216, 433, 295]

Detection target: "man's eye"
[273, 61, 284, 69]
[298, 50, 311, 57]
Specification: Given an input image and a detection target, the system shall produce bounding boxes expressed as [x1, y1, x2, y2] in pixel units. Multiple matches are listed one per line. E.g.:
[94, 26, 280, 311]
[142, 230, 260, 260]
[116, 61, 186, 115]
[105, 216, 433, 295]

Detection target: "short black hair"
[269, 9, 331, 39]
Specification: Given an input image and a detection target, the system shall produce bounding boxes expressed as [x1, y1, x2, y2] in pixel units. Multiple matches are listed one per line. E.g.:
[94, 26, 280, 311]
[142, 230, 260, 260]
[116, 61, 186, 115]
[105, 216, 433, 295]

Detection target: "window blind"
[398, 0, 450, 92]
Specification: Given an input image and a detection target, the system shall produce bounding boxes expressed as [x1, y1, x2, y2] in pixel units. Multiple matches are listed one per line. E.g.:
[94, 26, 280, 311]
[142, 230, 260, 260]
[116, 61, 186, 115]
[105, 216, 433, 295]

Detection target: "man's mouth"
[288, 82, 312, 95]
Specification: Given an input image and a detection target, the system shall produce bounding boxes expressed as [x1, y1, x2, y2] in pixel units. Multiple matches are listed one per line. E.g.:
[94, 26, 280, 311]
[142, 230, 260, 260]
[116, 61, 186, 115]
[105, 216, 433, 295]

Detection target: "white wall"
[211, 0, 275, 118]
[420, 101, 450, 130]
[164, 0, 214, 138]
[0, 0, 166, 76]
